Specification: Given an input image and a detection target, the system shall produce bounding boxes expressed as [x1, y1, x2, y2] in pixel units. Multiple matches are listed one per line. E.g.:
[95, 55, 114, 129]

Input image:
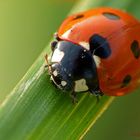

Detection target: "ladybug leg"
[70, 91, 78, 104]
[51, 32, 61, 51]
[94, 92, 102, 103]
[89, 88, 104, 103]
[54, 32, 60, 40]
[95, 94, 100, 103]
[44, 54, 53, 75]
[51, 40, 58, 51]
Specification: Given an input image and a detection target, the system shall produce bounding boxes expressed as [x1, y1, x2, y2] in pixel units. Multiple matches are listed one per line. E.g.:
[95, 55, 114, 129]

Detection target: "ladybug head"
[49, 40, 99, 93]
[50, 62, 74, 91]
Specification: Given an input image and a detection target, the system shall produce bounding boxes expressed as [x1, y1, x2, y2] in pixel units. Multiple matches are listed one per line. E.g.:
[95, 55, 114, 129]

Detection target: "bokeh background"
[0, 0, 140, 140]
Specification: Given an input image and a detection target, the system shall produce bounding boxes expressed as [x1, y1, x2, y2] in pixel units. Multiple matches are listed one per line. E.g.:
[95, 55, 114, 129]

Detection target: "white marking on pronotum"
[61, 81, 67, 86]
[93, 55, 101, 68]
[51, 49, 64, 62]
[74, 79, 88, 92]
[79, 42, 90, 50]
[53, 70, 58, 76]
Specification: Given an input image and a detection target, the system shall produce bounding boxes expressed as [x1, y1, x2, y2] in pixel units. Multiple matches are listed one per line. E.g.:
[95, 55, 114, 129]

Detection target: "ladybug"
[45, 7, 140, 102]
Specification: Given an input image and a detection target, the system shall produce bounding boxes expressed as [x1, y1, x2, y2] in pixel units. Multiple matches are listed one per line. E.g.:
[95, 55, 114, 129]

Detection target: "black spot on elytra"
[89, 34, 111, 58]
[72, 14, 84, 20]
[103, 12, 120, 20]
[121, 75, 131, 88]
[131, 40, 140, 59]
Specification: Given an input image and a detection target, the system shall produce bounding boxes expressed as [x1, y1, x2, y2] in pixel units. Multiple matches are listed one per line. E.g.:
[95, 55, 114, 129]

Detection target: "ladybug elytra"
[45, 8, 140, 102]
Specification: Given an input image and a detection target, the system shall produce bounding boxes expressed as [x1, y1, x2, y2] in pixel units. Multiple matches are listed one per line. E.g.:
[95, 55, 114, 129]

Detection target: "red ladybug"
[45, 7, 140, 101]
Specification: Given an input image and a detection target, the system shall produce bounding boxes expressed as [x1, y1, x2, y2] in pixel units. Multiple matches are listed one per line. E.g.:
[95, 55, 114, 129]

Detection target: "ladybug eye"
[53, 75, 61, 85]
[52, 71, 61, 85]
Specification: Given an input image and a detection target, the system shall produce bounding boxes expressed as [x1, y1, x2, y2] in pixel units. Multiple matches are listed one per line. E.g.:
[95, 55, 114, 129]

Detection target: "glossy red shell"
[57, 8, 140, 96]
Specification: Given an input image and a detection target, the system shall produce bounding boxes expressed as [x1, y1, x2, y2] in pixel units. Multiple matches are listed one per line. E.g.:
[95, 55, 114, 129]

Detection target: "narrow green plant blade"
[0, 0, 138, 140]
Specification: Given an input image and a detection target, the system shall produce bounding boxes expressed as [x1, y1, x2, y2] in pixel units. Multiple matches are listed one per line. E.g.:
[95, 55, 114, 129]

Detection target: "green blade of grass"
[0, 0, 138, 139]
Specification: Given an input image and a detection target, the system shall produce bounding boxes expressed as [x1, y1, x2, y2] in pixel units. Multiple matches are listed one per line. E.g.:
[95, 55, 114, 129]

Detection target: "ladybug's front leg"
[51, 32, 60, 51]
[51, 41, 58, 52]
[54, 32, 60, 40]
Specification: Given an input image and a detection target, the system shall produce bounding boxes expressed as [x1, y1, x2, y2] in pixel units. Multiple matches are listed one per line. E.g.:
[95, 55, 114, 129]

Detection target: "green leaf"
[0, 0, 138, 139]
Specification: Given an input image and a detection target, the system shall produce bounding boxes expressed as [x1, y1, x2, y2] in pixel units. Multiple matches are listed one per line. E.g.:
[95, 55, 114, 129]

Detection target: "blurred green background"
[0, 0, 75, 101]
[0, 0, 140, 140]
